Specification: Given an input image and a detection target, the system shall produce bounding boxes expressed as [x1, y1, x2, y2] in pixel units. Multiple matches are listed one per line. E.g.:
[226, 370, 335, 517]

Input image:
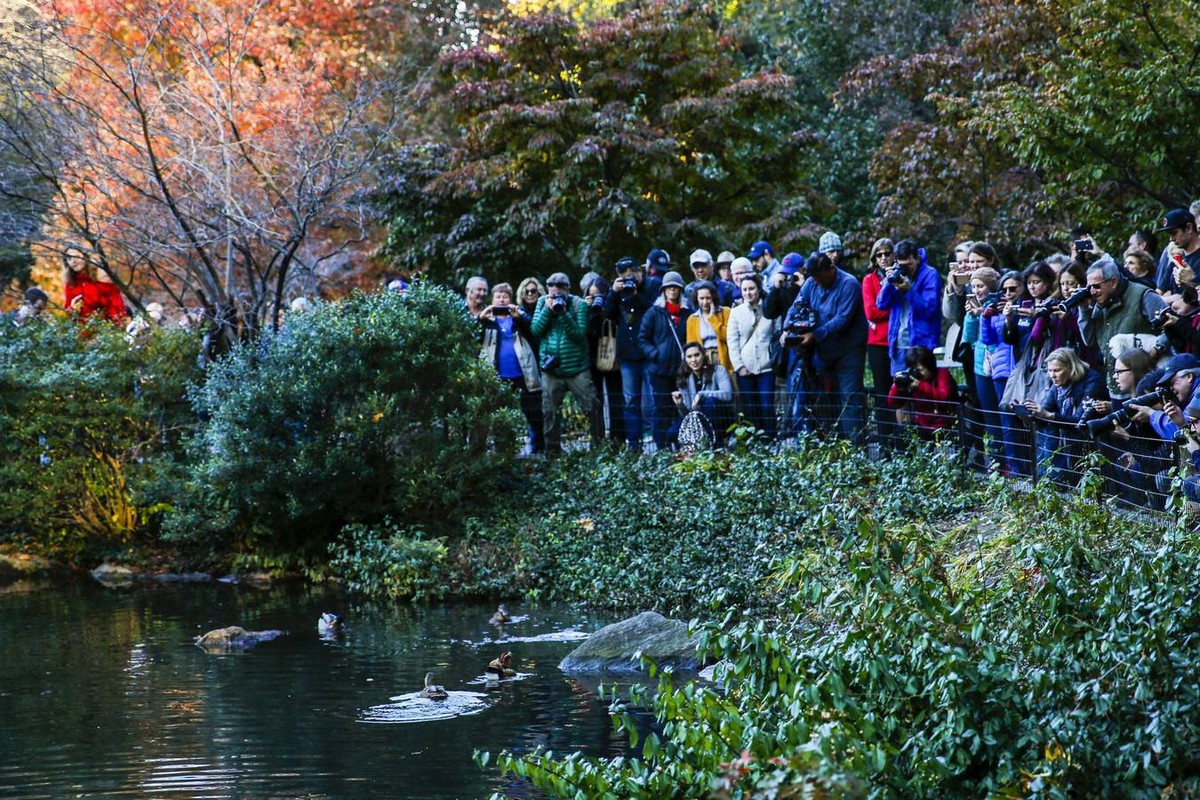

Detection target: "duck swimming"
[489, 604, 511, 624]
[419, 672, 449, 701]
[484, 651, 516, 679]
[317, 612, 344, 634]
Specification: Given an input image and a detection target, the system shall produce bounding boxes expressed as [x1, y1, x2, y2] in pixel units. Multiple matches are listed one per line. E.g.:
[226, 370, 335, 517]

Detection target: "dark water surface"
[0, 579, 627, 799]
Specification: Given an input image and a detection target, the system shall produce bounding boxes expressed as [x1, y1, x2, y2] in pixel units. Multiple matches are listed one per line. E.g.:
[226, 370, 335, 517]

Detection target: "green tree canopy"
[379, 0, 821, 286]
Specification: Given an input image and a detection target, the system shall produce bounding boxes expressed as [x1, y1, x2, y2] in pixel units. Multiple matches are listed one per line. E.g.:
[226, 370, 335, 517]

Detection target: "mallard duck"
[317, 612, 344, 634]
[489, 604, 511, 624]
[419, 671, 448, 701]
[485, 651, 516, 679]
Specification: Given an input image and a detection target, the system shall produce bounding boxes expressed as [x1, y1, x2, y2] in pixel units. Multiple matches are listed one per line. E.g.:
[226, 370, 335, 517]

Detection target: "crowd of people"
[467, 207, 1200, 510]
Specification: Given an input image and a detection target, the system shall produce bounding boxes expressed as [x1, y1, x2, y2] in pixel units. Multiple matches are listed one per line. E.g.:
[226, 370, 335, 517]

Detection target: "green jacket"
[531, 294, 590, 377]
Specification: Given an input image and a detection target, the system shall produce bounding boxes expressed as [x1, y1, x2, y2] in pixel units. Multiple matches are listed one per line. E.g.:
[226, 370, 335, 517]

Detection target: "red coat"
[888, 369, 959, 431]
[862, 269, 889, 347]
[66, 276, 128, 322]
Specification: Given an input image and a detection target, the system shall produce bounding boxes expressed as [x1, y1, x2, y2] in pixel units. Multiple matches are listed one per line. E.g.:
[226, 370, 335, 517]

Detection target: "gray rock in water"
[559, 611, 701, 674]
[194, 626, 284, 652]
[91, 563, 137, 586]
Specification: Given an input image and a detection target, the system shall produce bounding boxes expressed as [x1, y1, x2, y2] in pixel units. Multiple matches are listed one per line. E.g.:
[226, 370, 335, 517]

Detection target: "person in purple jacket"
[876, 239, 943, 376]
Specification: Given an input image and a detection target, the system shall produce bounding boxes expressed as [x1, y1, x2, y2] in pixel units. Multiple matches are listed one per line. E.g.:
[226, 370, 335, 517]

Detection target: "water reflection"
[0, 580, 630, 799]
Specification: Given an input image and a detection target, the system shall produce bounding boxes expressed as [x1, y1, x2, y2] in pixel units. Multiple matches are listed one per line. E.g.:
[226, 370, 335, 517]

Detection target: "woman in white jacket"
[727, 273, 777, 438]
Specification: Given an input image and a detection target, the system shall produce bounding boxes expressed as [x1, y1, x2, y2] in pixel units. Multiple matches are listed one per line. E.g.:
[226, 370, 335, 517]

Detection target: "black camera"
[893, 370, 917, 391]
[783, 301, 818, 347]
[1035, 288, 1089, 320]
[549, 294, 568, 313]
[1154, 307, 1178, 329]
[540, 354, 561, 372]
[1084, 389, 1170, 437]
[1073, 238, 1094, 253]
[619, 279, 637, 295]
[1074, 397, 1100, 430]
[493, 306, 510, 317]
[886, 265, 906, 285]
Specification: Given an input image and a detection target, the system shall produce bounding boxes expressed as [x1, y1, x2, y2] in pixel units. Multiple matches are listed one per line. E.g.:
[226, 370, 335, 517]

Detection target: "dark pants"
[867, 343, 895, 444]
[737, 371, 776, 439]
[648, 371, 677, 450]
[591, 366, 625, 443]
[506, 377, 544, 453]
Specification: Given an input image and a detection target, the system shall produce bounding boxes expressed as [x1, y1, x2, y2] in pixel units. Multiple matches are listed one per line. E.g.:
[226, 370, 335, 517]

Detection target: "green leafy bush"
[488, 488, 1200, 798]
[166, 284, 522, 558]
[0, 319, 200, 562]
[329, 518, 448, 601]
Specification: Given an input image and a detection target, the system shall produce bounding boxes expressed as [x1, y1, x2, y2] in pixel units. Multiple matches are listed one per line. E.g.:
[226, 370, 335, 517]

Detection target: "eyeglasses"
[874, 251, 894, 259]
[523, 288, 540, 294]
[1002, 286, 1020, 293]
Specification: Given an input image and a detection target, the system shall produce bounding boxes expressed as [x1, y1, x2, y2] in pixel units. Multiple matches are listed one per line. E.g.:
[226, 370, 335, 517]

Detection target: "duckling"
[485, 651, 516, 679]
[489, 604, 511, 624]
[419, 671, 448, 701]
[317, 612, 344, 634]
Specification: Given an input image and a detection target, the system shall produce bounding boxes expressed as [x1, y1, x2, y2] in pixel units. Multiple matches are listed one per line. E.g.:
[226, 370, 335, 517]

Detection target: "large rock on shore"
[194, 626, 284, 652]
[559, 611, 701, 674]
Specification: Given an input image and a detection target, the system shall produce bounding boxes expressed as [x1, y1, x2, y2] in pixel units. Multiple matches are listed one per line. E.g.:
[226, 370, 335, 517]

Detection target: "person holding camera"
[1022, 347, 1107, 485]
[887, 345, 959, 440]
[531, 272, 598, 455]
[480, 283, 545, 454]
[865, 239, 896, 398]
[606, 257, 654, 451]
[875, 239, 943, 376]
[1155, 287, 1200, 356]
[1153, 207, 1200, 294]
[787, 252, 868, 442]
[1081, 256, 1167, 377]
[980, 270, 1029, 475]
[639, 271, 691, 450]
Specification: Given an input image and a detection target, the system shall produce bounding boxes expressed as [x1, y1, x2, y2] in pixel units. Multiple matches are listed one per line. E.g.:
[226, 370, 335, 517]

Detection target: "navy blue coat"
[639, 304, 689, 376]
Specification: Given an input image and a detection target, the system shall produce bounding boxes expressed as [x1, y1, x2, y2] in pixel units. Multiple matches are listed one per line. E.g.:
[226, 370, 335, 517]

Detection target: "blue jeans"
[816, 348, 866, 442]
[620, 360, 654, 446]
[737, 371, 776, 439]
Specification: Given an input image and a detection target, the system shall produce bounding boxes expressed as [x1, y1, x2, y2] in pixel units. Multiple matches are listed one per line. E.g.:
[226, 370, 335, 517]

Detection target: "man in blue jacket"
[876, 239, 943, 376]
[607, 257, 654, 450]
[787, 252, 869, 441]
[639, 271, 690, 451]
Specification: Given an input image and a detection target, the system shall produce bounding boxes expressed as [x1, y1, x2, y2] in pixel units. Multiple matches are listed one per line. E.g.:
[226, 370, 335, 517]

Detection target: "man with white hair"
[464, 276, 489, 319]
[1082, 255, 1166, 377]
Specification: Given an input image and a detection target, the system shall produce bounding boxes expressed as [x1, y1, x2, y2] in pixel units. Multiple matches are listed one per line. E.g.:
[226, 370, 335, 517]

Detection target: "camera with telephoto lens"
[549, 294, 568, 313]
[1154, 306, 1178, 330]
[1035, 288, 1088, 320]
[783, 300, 818, 348]
[1084, 388, 1171, 437]
[1074, 397, 1100, 430]
[893, 369, 917, 391]
[619, 278, 637, 295]
[886, 265, 906, 285]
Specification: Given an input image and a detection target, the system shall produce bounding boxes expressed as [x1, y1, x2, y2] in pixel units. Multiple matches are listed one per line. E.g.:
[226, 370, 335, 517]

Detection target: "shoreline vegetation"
[4, 286, 1197, 796]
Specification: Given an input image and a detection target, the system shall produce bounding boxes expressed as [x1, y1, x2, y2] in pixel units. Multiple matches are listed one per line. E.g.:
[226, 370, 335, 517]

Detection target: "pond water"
[0, 579, 630, 799]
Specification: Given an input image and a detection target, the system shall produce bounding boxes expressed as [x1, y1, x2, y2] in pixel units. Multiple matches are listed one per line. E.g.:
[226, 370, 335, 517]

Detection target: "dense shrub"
[435, 440, 982, 613]
[165, 285, 522, 558]
[488, 486, 1200, 798]
[328, 519, 448, 602]
[0, 319, 200, 562]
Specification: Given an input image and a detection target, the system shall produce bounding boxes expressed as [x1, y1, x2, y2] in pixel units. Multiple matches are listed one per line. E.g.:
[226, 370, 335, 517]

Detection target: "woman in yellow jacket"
[686, 281, 733, 376]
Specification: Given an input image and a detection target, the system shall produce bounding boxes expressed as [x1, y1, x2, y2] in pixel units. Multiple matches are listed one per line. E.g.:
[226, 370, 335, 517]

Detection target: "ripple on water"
[457, 628, 592, 647]
[358, 690, 492, 724]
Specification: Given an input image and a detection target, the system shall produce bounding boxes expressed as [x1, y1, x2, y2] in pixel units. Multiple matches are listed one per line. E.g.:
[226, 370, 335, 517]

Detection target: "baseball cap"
[1155, 208, 1195, 233]
[1157, 353, 1200, 386]
[779, 252, 805, 276]
[746, 240, 773, 260]
[689, 249, 713, 267]
[715, 250, 736, 266]
[615, 256, 639, 274]
[646, 248, 671, 271]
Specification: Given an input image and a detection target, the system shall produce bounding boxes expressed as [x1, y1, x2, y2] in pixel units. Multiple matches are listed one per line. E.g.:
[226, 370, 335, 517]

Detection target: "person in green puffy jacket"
[531, 272, 599, 453]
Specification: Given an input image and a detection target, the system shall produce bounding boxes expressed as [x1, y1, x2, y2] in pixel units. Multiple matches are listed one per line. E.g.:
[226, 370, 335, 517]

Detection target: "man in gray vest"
[1081, 255, 1166, 376]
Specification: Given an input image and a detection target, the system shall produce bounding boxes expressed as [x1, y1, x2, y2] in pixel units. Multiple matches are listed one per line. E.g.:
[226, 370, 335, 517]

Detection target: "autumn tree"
[0, 0, 395, 344]
[378, 1, 822, 285]
[972, 0, 1200, 232]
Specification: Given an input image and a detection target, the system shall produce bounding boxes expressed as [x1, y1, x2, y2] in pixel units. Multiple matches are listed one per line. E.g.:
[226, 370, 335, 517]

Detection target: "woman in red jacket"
[863, 238, 895, 444]
[888, 345, 960, 440]
[63, 248, 129, 323]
